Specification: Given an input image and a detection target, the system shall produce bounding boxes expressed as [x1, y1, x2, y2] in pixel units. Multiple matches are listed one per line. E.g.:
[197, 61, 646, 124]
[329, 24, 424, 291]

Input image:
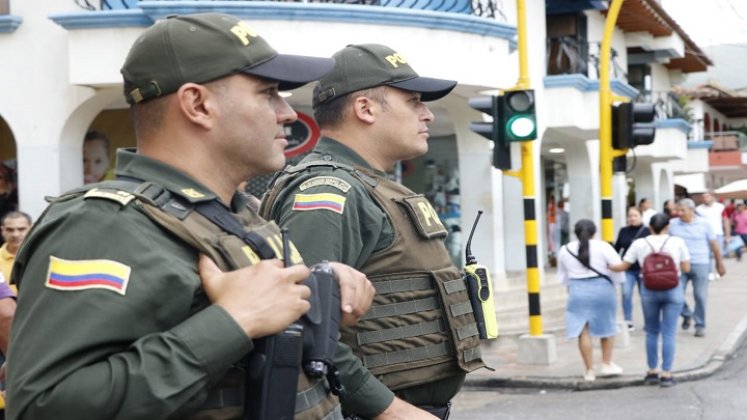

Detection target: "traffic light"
[612, 102, 656, 150]
[502, 90, 537, 142]
[468, 95, 511, 170]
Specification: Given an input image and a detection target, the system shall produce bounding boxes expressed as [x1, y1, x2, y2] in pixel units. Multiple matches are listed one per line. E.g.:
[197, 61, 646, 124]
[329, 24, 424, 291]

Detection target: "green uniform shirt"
[7, 150, 252, 419]
[268, 137, 463, 417]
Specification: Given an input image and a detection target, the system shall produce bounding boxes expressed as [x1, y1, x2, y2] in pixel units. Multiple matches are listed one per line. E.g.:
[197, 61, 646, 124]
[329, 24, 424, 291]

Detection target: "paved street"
[450, 256, 747, 419]
[451, 335, 747, 419]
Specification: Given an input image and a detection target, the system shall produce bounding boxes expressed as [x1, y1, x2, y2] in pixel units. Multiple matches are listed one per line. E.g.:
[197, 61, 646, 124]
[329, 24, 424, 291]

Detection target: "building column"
[446, 96, 507, 285]
[565, 139, 600, 229]
[10, 87, 120, 219]
[633, 163, 656, 210]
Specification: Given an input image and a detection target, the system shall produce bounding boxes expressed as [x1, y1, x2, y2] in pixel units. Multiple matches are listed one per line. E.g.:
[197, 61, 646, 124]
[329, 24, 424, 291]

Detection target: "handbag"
[564, 245, 614, 284]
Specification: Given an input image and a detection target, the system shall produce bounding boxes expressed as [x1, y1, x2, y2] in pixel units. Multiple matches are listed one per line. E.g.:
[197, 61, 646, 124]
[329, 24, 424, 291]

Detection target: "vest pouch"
[431, 266, 485, 372]
[340, 272, 459, 390]
[394, 195, 448, 239]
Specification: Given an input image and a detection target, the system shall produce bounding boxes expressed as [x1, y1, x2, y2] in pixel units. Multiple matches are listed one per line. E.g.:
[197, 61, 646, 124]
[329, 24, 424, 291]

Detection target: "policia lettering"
[77, 180, 339, 420]
[263, 161, 485, 390]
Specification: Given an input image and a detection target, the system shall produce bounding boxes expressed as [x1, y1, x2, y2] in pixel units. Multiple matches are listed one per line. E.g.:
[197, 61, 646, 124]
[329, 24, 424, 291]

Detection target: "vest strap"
[200, 386, 242, 410]
[357, 319, 446, 346]
[363, 341, 453, 369]
[450, 301, 474, 317]
[361, 297, 440, 321]
[456, 323, 480, 341]
[463, 346, 482, 363]
[374, 276, 432, 294]
[443, 278, 467, 294]
[295, 378, 329, 413]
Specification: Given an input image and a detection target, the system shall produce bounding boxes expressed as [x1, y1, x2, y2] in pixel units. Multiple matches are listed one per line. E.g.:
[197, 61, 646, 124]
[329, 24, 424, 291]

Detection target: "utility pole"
[599, 0, 627, 242]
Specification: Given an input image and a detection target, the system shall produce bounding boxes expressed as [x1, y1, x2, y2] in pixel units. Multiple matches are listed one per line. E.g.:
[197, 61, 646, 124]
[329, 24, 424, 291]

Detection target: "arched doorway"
[0, 116, 18, 222]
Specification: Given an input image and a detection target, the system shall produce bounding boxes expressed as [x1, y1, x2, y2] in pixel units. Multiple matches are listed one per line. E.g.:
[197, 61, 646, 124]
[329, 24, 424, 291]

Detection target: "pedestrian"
[640, 197, 656, 227]
[696, 191, 729, 280]
[6, 13, 374, 419]
[609, 213, 690, 387]
[731, 203, 747, 261]
[669, 198, 725, 337]
[557, 219, 625, 382]
[83, 130, 113, 184]
[261, 43, 484, 419]
[0, 211, 32, 291]
[613, 205, 650, 331]
[662, 199, 677, 218]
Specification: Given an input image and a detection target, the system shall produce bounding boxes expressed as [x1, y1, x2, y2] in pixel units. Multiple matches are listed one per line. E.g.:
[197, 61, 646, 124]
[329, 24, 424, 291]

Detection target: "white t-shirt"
[697, 202, 725, 236]
[623, 234, 690, 276]
[641, 208, 656, 227]
[557, 239, 624, 285]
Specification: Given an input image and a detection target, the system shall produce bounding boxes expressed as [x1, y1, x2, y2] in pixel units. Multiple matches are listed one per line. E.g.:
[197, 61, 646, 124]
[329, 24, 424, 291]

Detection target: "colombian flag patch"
[292, 193, 346, 214]
[45, 256, 131, 296]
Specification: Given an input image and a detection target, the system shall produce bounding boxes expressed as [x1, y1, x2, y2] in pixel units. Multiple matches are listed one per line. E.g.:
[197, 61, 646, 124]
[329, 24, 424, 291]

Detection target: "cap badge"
[230, 21, 259, 46]
[384, 53, 408, 68]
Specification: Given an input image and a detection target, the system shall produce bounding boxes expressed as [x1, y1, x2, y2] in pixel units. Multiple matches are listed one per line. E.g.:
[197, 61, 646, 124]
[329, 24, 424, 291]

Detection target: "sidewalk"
[466, 257, 747, 390]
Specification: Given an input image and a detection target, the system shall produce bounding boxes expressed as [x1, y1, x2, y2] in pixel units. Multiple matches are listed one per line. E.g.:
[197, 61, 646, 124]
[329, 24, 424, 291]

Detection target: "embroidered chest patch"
[292, 193, 346, 214]
[45, 256, 132, 295]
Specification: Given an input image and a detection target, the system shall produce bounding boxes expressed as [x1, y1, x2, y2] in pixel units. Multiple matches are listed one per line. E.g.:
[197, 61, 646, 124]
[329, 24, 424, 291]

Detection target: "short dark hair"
[129, 94, 167, 142]
[313, 86, 388, 129]
[2, 211, 31, 226]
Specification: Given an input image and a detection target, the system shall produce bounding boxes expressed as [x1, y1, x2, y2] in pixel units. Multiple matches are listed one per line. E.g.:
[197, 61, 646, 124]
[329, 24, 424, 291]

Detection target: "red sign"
[283, 112, 320, 158]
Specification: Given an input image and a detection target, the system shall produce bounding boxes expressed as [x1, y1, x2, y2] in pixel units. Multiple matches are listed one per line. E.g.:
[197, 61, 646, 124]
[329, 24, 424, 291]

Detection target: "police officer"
[7, 14, 373, 419]
[262, 44, 486, 419]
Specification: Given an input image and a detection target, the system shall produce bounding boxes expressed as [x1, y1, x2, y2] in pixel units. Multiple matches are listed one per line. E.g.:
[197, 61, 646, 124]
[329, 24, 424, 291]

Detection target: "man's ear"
[351, 96, 377, 125]
[175, 83, 218, 130]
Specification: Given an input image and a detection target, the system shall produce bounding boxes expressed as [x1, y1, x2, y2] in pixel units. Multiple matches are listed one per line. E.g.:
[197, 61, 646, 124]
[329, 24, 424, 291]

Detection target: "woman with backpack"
[557, 219, 625, 382]
[613, 206, 650, 332]
[609, 213, 691, 387]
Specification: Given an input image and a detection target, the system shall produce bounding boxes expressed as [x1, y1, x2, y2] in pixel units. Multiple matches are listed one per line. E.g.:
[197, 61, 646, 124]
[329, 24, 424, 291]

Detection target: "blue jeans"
[621, 270, 641, 323]
[680, 263, 710, 328]
[641, 284, 685, 371]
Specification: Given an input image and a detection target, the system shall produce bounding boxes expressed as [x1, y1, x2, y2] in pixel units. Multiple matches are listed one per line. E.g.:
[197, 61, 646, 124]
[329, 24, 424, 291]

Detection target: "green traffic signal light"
[502, 90, 537, 142]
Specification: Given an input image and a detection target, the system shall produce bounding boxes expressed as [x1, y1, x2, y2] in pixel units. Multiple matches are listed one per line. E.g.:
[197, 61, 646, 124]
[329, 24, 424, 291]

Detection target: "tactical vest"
[63, 180, 341, 420]
[263, 162, 485, 391]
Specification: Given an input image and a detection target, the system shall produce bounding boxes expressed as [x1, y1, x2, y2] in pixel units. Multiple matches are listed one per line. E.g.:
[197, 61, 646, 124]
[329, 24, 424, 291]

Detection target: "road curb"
[464, 314, 747, 391]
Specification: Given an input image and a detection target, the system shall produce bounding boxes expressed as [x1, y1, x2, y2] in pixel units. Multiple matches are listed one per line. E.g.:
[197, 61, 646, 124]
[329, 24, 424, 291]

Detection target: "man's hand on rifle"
[328, 262, 374, 327]
[199, 255, 311, 338]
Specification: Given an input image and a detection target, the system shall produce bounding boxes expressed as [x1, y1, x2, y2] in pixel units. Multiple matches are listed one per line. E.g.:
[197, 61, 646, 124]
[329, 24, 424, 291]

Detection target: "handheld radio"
[464, 211, 499, 340]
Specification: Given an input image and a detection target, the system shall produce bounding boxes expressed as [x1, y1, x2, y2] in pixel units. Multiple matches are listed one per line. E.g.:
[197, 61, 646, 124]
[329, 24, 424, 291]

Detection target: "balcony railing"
[75, 0, 505, 19]
[708, 131, 747, 152]
[546, 37, 626, 80]
[635, 90, 691, 121]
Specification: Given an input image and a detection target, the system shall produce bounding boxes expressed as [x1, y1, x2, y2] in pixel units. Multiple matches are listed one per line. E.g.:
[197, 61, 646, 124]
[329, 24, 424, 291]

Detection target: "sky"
[661, 0, 747, 46]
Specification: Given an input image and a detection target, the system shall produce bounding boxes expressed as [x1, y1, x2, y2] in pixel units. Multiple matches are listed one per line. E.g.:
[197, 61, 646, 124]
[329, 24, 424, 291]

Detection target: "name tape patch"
[45, 256, 131, 296]
[292, 193, 346, 214]
[299, 176, 351, 193]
